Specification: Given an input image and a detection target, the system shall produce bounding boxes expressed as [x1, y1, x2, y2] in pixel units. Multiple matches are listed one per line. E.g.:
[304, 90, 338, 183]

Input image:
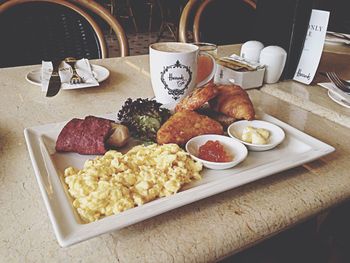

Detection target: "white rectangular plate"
[24, 112, 334, 247]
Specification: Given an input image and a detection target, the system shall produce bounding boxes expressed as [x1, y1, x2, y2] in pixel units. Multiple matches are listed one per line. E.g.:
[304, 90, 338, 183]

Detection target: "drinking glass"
[192, 42, 218, 84]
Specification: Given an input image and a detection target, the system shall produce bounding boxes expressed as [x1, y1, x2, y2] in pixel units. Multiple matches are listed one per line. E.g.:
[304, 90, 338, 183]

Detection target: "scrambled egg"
[64, 143, 202, 223]
[241, 126, 270, 145]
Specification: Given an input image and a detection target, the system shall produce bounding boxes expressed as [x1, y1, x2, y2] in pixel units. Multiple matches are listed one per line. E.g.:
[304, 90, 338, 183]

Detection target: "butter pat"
[241, 126, 270, 144]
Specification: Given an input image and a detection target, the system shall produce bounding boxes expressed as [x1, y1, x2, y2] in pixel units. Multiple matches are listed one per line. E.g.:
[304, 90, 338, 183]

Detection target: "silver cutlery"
[327, 31, 350, 41]
[324, 72, 350, 92]
[65, 57, 83, 84]
[46, 60, 62, 97]
[329, 72, 350, 88]
[319, 71, 350, 103]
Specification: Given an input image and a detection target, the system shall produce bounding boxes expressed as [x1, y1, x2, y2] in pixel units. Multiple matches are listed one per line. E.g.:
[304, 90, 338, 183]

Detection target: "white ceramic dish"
[186, 134, 248, 170]
[328, 90, 350, 109]
[228, 120, 285, 151]
[26, 64, 110, 87]
[24, 112, 334, 247]
[318, 82, 350, 108]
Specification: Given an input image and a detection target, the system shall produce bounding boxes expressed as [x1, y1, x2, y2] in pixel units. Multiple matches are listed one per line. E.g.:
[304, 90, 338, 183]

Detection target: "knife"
[46, 60, 62, 97]
[327, 31, 350, 41]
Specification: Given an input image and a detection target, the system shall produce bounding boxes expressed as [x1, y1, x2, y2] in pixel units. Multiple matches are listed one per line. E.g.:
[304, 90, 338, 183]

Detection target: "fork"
[326, 72, 350, 92]
[65, 57, 83, 84]
[327, 31, 350, 41]
[329, 72, 350, 87]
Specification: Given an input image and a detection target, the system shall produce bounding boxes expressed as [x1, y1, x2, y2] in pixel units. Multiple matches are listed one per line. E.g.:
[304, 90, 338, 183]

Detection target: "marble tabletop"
[1, 46, 350, 262]
[219, 44, 350, 129]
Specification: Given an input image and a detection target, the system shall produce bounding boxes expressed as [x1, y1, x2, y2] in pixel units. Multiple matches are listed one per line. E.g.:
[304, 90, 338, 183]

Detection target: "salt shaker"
[240, 41, 264, 63]
[259, 46, 287, 84]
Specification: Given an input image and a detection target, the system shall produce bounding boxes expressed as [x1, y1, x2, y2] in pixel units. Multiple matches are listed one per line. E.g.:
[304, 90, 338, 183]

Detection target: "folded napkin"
[41, 59, 99, 92]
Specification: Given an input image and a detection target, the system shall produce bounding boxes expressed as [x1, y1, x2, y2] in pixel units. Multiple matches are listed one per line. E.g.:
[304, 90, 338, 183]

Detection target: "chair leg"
[109, 0, 117, 36]
[167, 23, 177, 41]
[156, 22, 177, 42]
[148, 2, 154, 32]
[156, 23, 165, 42]
[111, 0, 116, 17]
[127, 0, 138, 33]
[155, 0, 178, 42]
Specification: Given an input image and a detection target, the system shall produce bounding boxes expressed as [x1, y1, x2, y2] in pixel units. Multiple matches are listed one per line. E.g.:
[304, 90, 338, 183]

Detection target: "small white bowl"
[227, 120, 285, 151]
[185, 134, 248, 170]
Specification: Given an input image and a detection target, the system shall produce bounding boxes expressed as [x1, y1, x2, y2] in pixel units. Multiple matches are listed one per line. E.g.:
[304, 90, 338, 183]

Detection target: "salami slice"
[56, 116, 112, 155]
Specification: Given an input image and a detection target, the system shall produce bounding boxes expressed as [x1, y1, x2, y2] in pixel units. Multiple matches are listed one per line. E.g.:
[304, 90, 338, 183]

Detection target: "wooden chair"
[70, 0, 129, 56]
[114, 0, 138, 33]
[0, 0, 129, 68]
[144, 0, 156, 32]
[179, 0, 256, 44]
[178, 0, 201, 43]
[156, 0, 187, 42]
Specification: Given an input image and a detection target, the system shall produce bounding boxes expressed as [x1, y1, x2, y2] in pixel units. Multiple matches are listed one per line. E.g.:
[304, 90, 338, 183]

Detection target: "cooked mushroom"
[106, 123, 130, 148]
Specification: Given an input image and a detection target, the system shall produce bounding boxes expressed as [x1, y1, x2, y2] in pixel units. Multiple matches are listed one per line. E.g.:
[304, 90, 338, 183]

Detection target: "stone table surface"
[220, 44, 350, 128]
[1, 48, 350, 263]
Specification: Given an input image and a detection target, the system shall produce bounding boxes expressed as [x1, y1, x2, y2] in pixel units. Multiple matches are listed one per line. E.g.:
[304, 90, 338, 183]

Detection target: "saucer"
[328, 90, 350, 109]
[227, 120, 285, 151]
[26, 64, 110, 87]
[185, 134, 248, 170]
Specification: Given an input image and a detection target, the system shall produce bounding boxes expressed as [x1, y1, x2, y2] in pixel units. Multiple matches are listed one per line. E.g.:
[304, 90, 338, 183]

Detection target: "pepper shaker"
[240, 41, 264, 63]
[259, 46, 287, 84]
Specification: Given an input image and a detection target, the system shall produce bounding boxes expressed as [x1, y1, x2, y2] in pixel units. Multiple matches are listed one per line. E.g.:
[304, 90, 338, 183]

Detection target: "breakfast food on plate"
[198, 140, 232, 162]
[173, 83, 255, 128]
[209, 84, 255, 120]
[117, 98, 171, 142]
[106, 123, 130, 148]
[175, 83, 218, 112]
[241, 126, 270, 145]
[56, 116, 130, 155]
[196, 105, 236, 128]
[156, 110, 224, 145]
[57, 87, 258, 222]
[64, 143, 202, 223]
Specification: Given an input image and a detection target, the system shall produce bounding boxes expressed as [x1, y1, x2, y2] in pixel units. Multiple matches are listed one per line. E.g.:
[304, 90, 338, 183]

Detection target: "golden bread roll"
[175, 83, 218, 112]
[156, 110, 223, 145]
[209, 85, 255, 120]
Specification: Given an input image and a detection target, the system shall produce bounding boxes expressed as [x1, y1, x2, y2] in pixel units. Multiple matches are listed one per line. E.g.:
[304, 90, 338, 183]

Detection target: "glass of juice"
[193, 42, 218, 84]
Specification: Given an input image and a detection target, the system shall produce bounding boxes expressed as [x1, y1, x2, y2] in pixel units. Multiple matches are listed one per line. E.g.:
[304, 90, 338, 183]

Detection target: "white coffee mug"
[259, 46, 287, 84]
[149, 42, 216, 104]
[240, 40, 264, 63]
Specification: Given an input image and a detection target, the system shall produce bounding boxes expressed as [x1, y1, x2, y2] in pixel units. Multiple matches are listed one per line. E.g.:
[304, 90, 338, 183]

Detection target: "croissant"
[209, 85, 255, 120]
[157, 110, 223, 145]
[175, 83, 218, 112]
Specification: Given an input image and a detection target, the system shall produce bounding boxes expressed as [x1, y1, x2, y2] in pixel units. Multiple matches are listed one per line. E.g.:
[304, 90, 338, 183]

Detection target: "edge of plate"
[25, 64, 110, 87]
[328, 90, 350, 109]
[24, 128, 68, 246]
[23, 112, 336, 247]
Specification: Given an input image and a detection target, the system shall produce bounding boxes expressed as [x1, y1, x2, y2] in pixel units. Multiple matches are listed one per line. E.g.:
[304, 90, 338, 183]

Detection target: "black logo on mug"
[160, 60, 192, 100]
